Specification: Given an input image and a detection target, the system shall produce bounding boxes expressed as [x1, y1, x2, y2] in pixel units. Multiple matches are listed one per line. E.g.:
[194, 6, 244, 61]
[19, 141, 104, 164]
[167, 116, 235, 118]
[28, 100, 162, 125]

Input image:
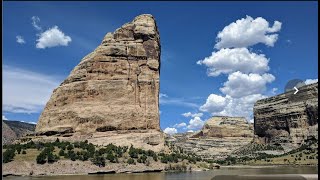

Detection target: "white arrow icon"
[294, 87, 299, 94]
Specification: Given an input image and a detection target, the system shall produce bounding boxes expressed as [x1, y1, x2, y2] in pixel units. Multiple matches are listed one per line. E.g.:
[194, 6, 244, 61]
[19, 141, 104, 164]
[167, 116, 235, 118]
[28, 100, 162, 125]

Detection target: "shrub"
[68, 151, 76, 161]
[140, 155, 148, 163]
[86, 143, 95, 155]
[36, 152, 47, 164]
[59, 149, 65, 156]
[48, 152, 59, 163]
[106, 153, 117, 163]
[91, 155, 106, 167]
[3, 149, 15, 163]
[16, 146, 22, 154]
[82, 151, 89, 161]
[74, 142, 80, 148]
[153, 154, 158, 161]
[127, 158, 135, 165]
[22, 150, 27, 154]
[67, 144, 74, 151]
[129, 145, 138, 158]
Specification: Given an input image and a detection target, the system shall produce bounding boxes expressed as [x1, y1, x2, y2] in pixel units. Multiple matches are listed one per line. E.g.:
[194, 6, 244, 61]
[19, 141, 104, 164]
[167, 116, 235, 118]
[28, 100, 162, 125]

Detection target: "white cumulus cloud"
[220, 71, 275, 98]
[187, 116, 205, 130]
[197, 48, 269, 76]
[163, 127, 177, 135]
[3, 65, 61, 113]
[3, 115, 8, 120]
[215, 15, 282, 49]
[199, 94, 227, 113]
[305, 79, 318, 85]
[200, 94, 266, 121]
[16, 36, 26, 44]
[217, 94, 266, 119]
[196, 15, 280, 123]
[36, 26, 72, 49]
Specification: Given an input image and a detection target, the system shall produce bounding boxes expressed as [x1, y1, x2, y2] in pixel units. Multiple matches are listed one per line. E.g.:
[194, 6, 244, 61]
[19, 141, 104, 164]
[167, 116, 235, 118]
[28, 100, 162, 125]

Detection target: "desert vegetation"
[2, 138, 215, 171]
[217, 139, 318, 165]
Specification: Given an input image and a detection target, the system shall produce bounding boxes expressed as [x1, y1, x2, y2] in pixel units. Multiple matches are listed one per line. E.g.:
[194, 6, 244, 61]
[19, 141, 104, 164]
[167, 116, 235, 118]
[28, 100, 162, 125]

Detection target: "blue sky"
[3, 1, 318, 134]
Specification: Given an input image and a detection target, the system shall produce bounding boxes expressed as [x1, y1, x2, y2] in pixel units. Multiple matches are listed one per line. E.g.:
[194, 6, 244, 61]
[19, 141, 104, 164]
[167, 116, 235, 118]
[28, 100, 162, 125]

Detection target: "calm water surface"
[4, 166, 318, 180]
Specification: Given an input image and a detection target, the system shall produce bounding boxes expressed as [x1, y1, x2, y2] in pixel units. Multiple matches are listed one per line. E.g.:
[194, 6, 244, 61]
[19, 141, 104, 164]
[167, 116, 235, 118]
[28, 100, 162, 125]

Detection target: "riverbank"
[220, 164, 318, 169]
[2, 159, 165, 177]
[3, 159, 218, 177]
[3, 159, 318, 177]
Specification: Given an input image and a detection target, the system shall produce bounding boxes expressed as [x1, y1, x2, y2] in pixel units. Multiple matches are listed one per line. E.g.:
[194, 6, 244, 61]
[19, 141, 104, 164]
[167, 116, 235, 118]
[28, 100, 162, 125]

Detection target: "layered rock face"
[196, 116, 253, 138]
[168, 116, 254, 159]
[253, 82, 318, 148]
[36, 14, 161, 134]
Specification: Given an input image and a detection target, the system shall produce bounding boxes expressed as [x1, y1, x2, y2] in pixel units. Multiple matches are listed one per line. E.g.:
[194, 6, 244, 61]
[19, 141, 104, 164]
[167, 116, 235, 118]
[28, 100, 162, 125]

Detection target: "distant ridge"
[2, 120, 36, 144]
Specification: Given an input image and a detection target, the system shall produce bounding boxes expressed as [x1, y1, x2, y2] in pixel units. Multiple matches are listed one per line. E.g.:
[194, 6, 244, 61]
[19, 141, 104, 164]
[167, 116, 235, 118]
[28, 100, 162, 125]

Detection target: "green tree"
[47, 152, 59, 163]
[153, 154, 158, 161]
[68, 150, 76, 161]
[91, 155, 106, 167]
[129, 145, 138, 158]
[36, 152, 47, 164]
[16, 146, 22, 154]
[59, 149, 65, 156]
[82, 151, 89, 161]
[106, 153, 116, 163]
[127, 158, 136, 165]
[3, 149, 15, 163]
[67, 144, 74, 151]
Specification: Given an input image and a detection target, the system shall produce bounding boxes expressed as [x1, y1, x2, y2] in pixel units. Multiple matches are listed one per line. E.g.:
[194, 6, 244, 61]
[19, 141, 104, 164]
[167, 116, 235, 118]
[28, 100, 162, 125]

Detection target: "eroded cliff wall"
[253, 82, 318, 148]
[168, 116, 254, 159]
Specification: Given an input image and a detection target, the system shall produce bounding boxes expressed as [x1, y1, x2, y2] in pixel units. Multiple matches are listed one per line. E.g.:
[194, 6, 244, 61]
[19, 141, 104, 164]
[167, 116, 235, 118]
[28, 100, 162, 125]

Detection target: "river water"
[4, 166, 318, 180]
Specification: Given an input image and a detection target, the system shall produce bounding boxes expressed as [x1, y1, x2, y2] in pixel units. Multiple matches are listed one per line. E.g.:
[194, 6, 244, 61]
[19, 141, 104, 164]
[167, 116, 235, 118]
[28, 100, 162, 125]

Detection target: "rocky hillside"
[253, 82, 318, 151]
[2, 120, 36, 144]
[167, 116, 254, 160]
[192, 116, 253, 138]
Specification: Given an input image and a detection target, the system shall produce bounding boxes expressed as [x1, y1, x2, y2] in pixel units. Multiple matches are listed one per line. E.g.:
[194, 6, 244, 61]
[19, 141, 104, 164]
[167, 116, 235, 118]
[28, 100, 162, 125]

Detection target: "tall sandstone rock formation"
[36, 14, 161, 135]
[253, 82, 318, 149]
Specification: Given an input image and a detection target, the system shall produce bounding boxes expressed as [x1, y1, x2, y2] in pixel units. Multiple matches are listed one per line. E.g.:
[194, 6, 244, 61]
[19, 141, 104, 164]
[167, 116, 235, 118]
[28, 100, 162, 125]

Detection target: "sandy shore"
[2, 160, 165, 177]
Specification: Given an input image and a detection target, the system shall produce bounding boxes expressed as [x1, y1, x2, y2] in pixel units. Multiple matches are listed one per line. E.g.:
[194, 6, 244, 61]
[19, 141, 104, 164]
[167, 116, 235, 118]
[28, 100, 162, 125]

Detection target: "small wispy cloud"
[16, 35, 26, 44]
[3, 65, 61, 114]
[305, 79, 318, 85]
[31, 16, 42, 31]
[159, 93, 199, 108]
[173, 122, 187, 128]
